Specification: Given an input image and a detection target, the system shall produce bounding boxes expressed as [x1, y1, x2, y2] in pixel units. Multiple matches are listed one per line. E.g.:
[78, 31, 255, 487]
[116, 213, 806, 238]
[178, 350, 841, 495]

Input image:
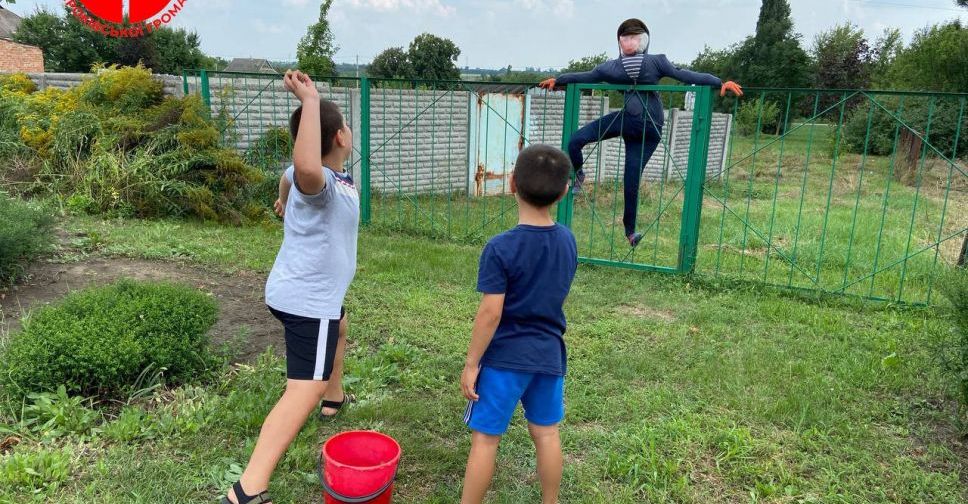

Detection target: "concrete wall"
[369, 87, 469, 194]
[9, 71, 184, 96]
[201, 76, 472, 191]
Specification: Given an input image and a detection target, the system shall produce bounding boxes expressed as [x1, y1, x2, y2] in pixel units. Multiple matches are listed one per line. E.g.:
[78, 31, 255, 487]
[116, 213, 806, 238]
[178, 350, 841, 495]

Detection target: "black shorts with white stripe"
[267, 306, 345, 381]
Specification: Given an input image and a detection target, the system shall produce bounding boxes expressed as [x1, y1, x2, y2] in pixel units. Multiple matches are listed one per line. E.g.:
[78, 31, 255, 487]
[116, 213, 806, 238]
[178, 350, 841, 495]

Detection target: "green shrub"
[0, 73, 37, 95]
[50, 109, 102, 167]
[101, 406, 155, 443]
[841, 96, 967, 157]
[0, 446, 73, 494]
[6, 66, 264, 223]
[77, 64, 164, 114]
[0, 193, 54, 286]
[18, 386, 100, 441]
[242, 127, 293, 215]
[0, 94, 29, 162]
[245, 126, 292, 172]
[736, 99, 780, 136]
[0, 280, 219, 399]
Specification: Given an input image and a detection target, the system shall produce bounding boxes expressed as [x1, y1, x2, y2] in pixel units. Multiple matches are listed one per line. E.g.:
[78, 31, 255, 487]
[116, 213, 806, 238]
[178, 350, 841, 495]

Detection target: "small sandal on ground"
[220, 481, 272, 504]
[319, 393, 355, 420]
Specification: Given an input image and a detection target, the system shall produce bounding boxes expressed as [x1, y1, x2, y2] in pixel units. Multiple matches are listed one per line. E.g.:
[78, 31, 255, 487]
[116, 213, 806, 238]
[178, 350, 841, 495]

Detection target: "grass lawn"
[1, 215, 965, 503]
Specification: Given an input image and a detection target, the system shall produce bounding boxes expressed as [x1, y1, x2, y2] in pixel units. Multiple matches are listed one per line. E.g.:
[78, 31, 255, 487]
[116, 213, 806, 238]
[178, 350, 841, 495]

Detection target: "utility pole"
[356, 54, 360, 78]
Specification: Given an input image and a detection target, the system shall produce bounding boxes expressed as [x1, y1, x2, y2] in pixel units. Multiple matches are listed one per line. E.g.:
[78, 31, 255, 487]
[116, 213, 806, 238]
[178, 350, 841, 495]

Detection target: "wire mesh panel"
[182, 70, 362, 181]
[698, 89, 968, 304]
[365, 79, 564, 243]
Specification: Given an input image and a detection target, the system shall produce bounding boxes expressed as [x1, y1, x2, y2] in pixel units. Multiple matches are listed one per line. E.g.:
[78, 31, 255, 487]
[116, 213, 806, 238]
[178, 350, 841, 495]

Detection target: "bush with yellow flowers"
[0, 66, 265, 223]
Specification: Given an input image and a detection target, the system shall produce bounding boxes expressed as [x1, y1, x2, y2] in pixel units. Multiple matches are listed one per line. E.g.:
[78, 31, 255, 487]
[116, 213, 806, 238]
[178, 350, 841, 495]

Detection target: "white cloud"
[282, 0, 312, 5]
[520, 0, 574, 18]
[345, 0, 456, 17]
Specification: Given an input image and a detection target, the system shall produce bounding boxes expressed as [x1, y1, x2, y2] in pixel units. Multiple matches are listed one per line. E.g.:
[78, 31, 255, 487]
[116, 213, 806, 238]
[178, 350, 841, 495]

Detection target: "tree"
[561, 53, 607, 74]
[407, 33, 460, 80]
[368, 47, 412, 79]
[869, 28, 904, 87]
[114, 34, 158, 69]
[149, 28, 209, 74]
[958, 0, 967, 7]
[14, 7, 210, 73]
[812, 23, 872, 91]
[887, 20, 967, 92]
[296, 0, 338, 77]
[690, 45, 735, 79]
[730, 0, 811, 89]
[14, 8, 115, 72]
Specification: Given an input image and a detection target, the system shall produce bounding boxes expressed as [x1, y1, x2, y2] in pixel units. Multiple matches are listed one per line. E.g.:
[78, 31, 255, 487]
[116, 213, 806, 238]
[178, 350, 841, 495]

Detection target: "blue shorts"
[463, 366, 565, 436]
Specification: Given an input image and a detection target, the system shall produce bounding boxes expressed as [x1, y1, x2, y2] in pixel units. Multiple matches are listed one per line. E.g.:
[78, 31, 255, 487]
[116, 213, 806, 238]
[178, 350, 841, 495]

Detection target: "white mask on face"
[619, 33, 649, 56]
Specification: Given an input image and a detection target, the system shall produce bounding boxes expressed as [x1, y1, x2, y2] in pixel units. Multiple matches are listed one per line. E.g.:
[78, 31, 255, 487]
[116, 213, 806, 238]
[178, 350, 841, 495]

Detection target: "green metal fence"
[184, 70, 967, 305]
[700, 89, 967, 305]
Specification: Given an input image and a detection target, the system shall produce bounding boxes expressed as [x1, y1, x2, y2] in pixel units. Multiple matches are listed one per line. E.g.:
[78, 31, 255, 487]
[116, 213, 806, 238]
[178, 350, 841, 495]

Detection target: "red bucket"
[319, 431, 401, 504]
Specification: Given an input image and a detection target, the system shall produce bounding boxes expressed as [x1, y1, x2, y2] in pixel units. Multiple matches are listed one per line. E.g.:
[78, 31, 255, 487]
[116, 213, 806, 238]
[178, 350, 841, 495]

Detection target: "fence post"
[360, 77, 372, 225]
[182, 70, 189, 96]
[556, 84, 579, 227]
[199, 69, 212, 112]
[959, 234, 967, 268]
[677, 86, 714, 274]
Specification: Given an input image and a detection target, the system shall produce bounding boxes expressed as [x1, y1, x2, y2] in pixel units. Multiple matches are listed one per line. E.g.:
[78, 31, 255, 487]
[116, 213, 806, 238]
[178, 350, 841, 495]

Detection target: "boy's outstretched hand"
[273, 198, 285, 219]
[461, 364, 480, 401]
[538, 77, 557, 91]
[721, 81, 743, 97]
[284, 70, 319, 103]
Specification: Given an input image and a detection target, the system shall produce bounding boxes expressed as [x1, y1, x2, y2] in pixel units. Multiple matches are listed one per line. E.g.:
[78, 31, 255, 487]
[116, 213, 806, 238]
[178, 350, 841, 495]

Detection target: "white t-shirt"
[264, 165, 360, 320]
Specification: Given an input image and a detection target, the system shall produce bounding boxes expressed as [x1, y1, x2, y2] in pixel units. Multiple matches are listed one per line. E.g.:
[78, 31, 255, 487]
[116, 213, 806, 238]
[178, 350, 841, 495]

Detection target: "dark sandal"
[221, 481, 272, 504]
[319, 393, 355, 420]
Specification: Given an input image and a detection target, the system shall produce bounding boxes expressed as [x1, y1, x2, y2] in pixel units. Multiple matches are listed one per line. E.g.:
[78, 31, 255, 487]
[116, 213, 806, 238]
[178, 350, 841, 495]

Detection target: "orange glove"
[538, 77, 557, 90]
[721, 81, 743, 97]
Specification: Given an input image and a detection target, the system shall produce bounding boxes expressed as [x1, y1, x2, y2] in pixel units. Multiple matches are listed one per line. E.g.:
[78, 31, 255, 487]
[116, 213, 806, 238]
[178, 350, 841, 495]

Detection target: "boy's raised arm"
[283, 70, 326, 195]
[461, 293, 505, 401]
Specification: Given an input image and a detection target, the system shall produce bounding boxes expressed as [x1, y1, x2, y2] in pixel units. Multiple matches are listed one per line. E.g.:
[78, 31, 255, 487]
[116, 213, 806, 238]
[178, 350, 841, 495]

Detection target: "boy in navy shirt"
[460, 145, 578, 504]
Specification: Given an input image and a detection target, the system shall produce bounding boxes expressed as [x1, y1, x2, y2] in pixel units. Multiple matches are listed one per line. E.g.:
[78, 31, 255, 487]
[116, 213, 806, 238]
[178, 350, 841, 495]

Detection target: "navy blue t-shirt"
[477, 224, 578, 376]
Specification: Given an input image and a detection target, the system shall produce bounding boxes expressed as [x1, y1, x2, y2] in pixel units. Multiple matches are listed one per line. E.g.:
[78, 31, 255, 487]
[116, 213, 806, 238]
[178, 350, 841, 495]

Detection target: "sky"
[9, 0, 968, 69]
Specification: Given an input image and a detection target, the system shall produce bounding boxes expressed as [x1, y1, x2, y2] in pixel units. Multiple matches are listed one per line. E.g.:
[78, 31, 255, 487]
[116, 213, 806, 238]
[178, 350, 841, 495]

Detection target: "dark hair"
[289, 99, 345, 157]
[513, 145, 572, 208]
[617, 18, 649, 39]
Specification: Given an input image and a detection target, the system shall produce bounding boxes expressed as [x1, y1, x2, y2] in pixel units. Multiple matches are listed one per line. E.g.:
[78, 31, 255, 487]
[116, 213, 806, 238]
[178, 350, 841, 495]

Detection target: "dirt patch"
[907, 399, 968, 486]
[0, 257, 279, 362]
[616, 302, 677, 323]
[0, 436, 20, 454]
[690, 454, 745, 503]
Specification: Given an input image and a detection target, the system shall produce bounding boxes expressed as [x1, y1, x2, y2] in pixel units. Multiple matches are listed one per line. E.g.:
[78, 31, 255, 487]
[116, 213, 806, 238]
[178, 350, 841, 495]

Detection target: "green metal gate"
[556, 83, 715, 275]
